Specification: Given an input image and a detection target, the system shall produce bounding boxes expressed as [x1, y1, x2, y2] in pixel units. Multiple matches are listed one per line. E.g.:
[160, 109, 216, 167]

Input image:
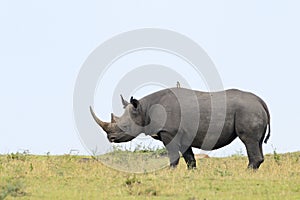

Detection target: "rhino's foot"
[247, 158, 264, 170]
[187, 161, 196, 170]
[169, 157, 180, 168]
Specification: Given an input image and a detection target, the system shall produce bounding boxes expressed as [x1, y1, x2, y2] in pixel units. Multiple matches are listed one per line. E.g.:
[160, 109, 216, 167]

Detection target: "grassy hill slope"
[0, 151, 299, 199]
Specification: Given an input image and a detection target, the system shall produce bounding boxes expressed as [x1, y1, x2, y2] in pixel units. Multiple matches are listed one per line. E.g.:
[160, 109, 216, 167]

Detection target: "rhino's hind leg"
[242, 140, 264, 169]
[235, 115, 266, 169]
[180, 146, 196, 169]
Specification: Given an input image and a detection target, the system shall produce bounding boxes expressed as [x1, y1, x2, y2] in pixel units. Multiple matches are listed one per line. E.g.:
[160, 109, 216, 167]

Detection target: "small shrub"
[154, 147, 168, 157]
[214, 168, 232, 177]
[273, 148, 281, 165]
[6, 151, 29, 162]
[29, 163, 33, 172]
[143, 187, 157, 196]
[62, 153, 77, 161]
[125, 175, 141, 187]
[0, 179, 26, 199]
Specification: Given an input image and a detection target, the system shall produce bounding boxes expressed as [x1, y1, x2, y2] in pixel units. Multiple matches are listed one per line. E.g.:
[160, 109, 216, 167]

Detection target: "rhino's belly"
[191, 116, 236, 150]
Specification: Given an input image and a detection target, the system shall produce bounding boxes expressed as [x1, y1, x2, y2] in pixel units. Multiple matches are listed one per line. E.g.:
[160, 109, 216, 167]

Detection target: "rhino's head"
[90, 95, 146, 143]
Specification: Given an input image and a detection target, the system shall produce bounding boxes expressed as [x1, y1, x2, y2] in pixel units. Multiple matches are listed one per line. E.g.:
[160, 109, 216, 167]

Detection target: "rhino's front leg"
[169, 151, 180, 168]
[180, 146, 196, 169]
[159, 131, 180, 168]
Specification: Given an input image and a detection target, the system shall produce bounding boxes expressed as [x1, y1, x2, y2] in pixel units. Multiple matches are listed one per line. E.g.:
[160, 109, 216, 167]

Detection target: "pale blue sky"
[1, 1, 300, 156]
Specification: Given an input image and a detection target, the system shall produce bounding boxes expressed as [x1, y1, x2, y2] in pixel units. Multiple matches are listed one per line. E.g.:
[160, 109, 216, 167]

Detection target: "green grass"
[0, 151, 300, 199]
[97, 148, 169, 173]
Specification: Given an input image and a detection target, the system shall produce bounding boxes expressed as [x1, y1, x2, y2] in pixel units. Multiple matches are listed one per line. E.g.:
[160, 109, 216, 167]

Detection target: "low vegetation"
[0, 150, 299, 199]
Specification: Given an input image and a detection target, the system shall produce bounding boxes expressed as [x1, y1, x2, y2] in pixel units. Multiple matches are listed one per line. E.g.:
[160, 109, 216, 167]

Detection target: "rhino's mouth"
[107, 132, 135, 143]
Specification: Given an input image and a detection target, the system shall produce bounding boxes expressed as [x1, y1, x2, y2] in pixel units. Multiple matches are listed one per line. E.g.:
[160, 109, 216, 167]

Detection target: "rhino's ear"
[130, 96, 139, 109]
[120, 94, 129, 108]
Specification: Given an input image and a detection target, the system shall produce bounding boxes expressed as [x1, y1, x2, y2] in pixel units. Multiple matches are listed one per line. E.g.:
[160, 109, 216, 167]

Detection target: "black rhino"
[90, 88, 270, 169]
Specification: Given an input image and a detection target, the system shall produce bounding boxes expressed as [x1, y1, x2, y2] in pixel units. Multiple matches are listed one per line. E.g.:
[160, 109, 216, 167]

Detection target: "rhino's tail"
[259, 98, 271, 144]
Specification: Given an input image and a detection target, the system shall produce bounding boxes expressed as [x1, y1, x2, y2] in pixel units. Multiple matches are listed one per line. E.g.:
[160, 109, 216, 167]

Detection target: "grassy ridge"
[0, 152, 299, 199]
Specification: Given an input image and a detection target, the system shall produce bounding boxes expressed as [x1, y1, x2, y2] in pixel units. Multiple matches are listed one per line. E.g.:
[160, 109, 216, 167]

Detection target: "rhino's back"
[143, 87, 265, 116]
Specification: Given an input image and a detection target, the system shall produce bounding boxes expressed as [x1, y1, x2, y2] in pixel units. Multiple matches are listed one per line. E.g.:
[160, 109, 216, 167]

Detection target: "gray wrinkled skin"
[90, 88, 270, 170]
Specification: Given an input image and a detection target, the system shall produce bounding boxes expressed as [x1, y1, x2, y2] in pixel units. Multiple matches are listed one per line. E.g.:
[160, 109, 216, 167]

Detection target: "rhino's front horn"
[90, 106, 110, 132]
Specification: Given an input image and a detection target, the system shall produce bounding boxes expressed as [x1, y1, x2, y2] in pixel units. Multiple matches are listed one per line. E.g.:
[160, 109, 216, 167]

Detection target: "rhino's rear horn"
[111, 113, 120, 123]
[111, 113, 114, 123]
